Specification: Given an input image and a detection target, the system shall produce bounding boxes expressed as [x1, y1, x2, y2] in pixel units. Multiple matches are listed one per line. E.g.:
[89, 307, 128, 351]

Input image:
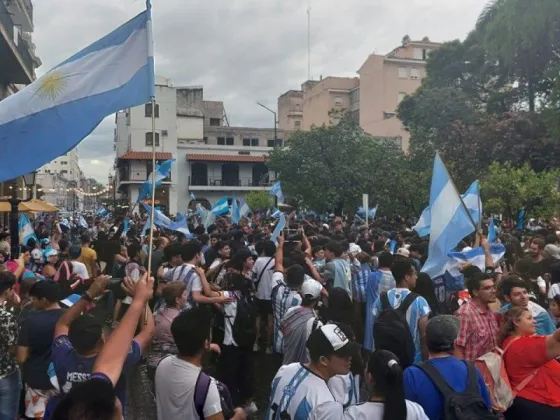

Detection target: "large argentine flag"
[137, 159, 175, 202]
[0, 9, 154, 183]
[422, 155, 477, 279]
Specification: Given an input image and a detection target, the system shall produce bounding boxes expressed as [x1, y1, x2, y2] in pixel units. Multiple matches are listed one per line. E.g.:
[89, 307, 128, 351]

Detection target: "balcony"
[188, 176, 273, 190]
[6, 0, 33, 32]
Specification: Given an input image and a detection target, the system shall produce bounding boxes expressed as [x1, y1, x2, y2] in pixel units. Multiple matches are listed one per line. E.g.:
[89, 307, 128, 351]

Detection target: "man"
[78, 234, 98, 279]
[266, 324, 358, 419]
[498, 275, 556, 335]
[253, 240, 276, 354]
[148, 236, 168, 277]
[68, 244, 90, 282]
[376, 251, 396, 295]
[404, 315, 492, 420]
[321, 241, 352, 296]
[281, 279, 323, 365]
[156, 306, 247, 420]
[371, 259, 430, 363]
[455, 272, 500, 361]
[16, 280, 64, 419]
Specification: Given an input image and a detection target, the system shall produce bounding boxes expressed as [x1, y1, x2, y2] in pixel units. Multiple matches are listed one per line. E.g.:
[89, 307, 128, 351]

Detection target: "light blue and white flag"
[19, 214, 37, 245]
[421, 154, 478, 279]
[79, 215, 88, 229]
[488, 217, 497, 243]
[271, 213, 287, 244]
[195, 203, 207, 217]
[137, 159, 175, 202]
[121, 218, 130, 238]
[413, 180, 482, 238]
[211, 197, 230, 216]
[447, 244, 506, 276]
[190, 192, 196, 201]
[0, 8, 154, 183]
[141, 216, 151, 237]
[60, 294, 82, 308]
[369, 205, 378, 219]
[239, 198, 251, 218]
[231, 197, 241, 224]
[141, 203, 191, 237]
[96, 206, 109, 217]
[269, 181, 285, 203]
[357, 205, 378, 219]
[60, 218, 70, 228]
[271, 208, 282, 219]
[204, 211, 216, 229]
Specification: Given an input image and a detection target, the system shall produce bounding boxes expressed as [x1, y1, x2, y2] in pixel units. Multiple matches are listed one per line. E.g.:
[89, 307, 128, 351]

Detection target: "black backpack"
[231, 294, 258, 347]
[373, 291, 418, 368]
[417, 361, 499, 420]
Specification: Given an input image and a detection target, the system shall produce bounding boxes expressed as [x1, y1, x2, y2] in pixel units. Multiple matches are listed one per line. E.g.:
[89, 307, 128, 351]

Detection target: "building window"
[269, 139, 283, 147]
[410, 68, 420, 80]
[226, 137, 234, 146]
[398, 67, 408, 79]
[203, 136, 208, 144]
[423, 49, 428, 60]
[145, 132, 160, 146]
[414, 48, 423, 60]
[60, 170, 68, 174]
[268, 139, 275, 147]
[295, 120, 301, 129]
[398, 92, 407, 104]
[243, 138, 251, 146]
[251, 138, 259, 147]
[209, 118, 221, 126]
[217, 137, 225, 145]
[60, 161, 68, 165]
[334, 96, 343, 106]
[145, 103, 160, 118]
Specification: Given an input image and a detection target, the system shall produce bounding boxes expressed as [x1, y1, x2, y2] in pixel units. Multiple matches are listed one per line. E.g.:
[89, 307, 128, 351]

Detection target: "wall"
[177, 115, 204, 140]
[278, 91, 303, 131]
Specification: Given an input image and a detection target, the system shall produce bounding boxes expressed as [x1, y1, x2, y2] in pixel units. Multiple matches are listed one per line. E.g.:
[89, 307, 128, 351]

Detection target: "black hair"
[391, 259, 415, 285]
[335, 322, 364, 377]
[29, 279, 60, 303]
[373, 240, 386, 253]
[164, 242, 183, 262]
[49, 377, 117, 419]
[368, 350, 406, 420]
[81, 234, 91, 244]
[551, 262, 560, 286]
[171, 306, 213, 356]
[378, 252, 394, 269]
[59, 239, 70, 252]
[285, 264, 305, 288]
[553, 295, 560, 306]
[255, 241, 265, 256]
[326, 288, 354, 326]
[312, 245, 324, 257]
[127, 243, 142, 259]
[231, 249, 253, 272]
[181, 242, 202, 262]
[263, 240, 276, 257]
[214, 241, 230, 252]
[325, 241, 343, 257]
[412, 273, 440, 315]
[498, 275, 528, 299]
[69, 245, 82, 260]
[466, 272, 493, 296]
[0, 271, 15, 295]
[68, 314, 103, 354]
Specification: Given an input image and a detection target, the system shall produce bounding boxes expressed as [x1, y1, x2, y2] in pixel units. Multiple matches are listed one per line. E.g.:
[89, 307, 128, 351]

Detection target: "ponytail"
[368, 350, 407, 420]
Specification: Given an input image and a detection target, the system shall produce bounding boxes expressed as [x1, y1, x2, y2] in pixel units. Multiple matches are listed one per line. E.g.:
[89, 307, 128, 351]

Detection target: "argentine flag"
[79, 215, 88, 229]
[96, 206, 109, 217]
[212, 197, 230, 216]
[142, 203, 191, 237]
[137, 159, 175, 202]
[239, 198, 251, 218]
[19, 214, 37, 246]
[269, 181, 285, 203]
[271, 213, 287, 244]
[0, 8, 154, 183]
[231, 197, 241, 224]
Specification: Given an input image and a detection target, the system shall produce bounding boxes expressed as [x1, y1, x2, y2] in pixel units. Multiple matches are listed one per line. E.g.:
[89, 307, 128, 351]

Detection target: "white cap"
[301, 279, 323, 299]
[396, 248, 410, 258]
[348, 243, 361, 254]
[31, 249, 42, 260]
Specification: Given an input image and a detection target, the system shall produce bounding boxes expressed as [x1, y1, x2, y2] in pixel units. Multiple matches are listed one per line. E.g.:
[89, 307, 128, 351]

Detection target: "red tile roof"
[119, 151, 173, 160]
[186, 154, 267, 163]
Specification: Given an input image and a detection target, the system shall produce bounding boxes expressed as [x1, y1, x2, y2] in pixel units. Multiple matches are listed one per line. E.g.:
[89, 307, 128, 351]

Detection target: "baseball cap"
[396, 248, 410, 258]
[306, 324, 360, 358]
[301, 279, 322, 299]
[348, 244, 361, 254]
[69, 245, 82, 259]
[31, 249, 42, 260]
[426, 315, 460, 352]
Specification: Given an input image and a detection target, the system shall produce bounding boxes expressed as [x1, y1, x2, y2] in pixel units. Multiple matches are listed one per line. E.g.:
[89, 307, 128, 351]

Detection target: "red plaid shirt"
[455, 300, 500, 362]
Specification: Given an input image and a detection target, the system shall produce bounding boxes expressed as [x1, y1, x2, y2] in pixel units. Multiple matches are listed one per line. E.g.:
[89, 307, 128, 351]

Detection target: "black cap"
[307, 324, 361, 358]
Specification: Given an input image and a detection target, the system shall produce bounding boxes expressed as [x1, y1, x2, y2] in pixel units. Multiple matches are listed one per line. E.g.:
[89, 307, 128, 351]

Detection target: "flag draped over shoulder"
[0, 8, 155, 183]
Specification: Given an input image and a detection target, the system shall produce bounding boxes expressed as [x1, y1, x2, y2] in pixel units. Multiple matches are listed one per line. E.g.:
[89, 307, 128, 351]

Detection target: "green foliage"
[244, 190, 271, 211]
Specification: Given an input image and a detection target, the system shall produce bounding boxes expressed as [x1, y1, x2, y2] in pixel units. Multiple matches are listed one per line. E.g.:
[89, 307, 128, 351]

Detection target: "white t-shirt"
[155, 356, 222, 420]
[253, 256, 276, 300]
[71, 261, 89, 280]
[328, 373, 360, 408]
[223, 291, 239, 347]
[548, 283, 560, 299]
[343, 400, 429, 420]
[266, 362, 343, 420]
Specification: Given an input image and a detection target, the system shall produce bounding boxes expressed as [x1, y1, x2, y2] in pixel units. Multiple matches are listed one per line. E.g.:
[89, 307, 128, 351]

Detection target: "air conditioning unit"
[162, 130, 168, 137]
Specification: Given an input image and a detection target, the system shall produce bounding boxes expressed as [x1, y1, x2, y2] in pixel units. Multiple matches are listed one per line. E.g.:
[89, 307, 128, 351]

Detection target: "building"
[38, 149, 81, 183]
[35, 172, 70, 210]
[277, 36, 441, 151]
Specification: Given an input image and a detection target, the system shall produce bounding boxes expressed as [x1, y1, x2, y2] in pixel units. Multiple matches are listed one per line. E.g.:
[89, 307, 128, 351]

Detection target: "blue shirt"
[352, 263, 372, 303]
[404, 357, 491, 420]
[364, 271, 381, 351]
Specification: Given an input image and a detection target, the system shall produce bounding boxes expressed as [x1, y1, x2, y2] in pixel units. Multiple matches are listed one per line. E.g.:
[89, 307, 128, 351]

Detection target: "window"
[226, 137, 234, 146]
[295, 120, 301, 129]
[251, 138, 259, 147]
[209, 118, 221, 126]
[145, 132, 160, 146]
[268, 139, 275, 147]
[268, 139, 283, 148]
[414, 48, 423, 60]
[334, 96, 343, 106]
[398, 67, 408, 79]
[276, 139, 283, 147]
[203, 136, 208, 144]
[61, 170, 68, 175]
[145, 103, 160, 118]
[410, 68, 420, 80]
[398, 92, 407, 104]
[243, 138, 251, 146]
[423, 49, 428, 60]
[60, 161, 68, 165]
[217, 137, 225, 145]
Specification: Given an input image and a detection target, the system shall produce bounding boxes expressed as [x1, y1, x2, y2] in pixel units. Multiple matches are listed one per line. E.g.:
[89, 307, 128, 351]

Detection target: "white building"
[38, 148, 81, 183]
[114, 76, 284, 214]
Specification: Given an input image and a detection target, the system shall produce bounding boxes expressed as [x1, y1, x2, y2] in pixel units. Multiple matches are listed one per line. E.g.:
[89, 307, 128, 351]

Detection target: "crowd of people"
[0, 212, 559, 420]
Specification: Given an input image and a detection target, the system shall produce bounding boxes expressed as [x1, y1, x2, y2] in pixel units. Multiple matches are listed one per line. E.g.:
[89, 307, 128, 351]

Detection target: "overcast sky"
[33, 0, 488, 183]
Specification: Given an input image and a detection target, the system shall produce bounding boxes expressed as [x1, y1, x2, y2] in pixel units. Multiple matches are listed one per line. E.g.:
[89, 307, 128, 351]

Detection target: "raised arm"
[274, 234, 285, 273]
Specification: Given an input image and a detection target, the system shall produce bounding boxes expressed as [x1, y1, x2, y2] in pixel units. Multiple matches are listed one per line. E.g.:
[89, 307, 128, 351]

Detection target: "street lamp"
[257, 102, 278, 147]
[10, 171, 37, 258]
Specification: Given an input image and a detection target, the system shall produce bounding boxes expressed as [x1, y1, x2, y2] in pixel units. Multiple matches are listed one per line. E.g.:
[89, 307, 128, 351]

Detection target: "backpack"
[373, 292, 418, 368]
[194, 370, 235, 420]
[474, 338, 539, 412]
[231, 293, 258, 347]
[417, 360, 499, 420]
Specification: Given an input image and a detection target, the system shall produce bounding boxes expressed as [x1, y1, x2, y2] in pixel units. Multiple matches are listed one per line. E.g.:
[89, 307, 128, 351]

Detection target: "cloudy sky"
[33, 0, 488, 183]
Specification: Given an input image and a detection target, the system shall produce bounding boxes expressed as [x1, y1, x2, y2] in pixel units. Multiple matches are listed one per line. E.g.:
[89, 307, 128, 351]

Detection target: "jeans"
[0, 369, 21, 420]
[219, 345, 254, 406]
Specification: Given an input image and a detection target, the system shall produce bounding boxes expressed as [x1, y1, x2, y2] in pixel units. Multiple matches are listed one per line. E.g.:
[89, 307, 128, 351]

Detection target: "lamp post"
[9, 171, 37, 258]
[257, 102, 278, 146]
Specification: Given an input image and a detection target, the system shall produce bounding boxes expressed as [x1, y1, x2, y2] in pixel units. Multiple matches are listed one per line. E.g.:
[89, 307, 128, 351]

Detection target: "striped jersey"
[352, 263, 373, 303]
[364, 271, 382, 351]
[266, 363, 343, 420]
[271, 272, 303, 354]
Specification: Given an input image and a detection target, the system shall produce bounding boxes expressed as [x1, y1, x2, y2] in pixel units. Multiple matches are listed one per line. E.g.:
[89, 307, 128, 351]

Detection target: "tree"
[245, 190, 271, 212]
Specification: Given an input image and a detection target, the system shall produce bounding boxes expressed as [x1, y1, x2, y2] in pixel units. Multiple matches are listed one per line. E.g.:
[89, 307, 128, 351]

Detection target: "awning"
[186, 154, 267, 163]
[119, 151, 173, 160]
[0, 199, 59, 213]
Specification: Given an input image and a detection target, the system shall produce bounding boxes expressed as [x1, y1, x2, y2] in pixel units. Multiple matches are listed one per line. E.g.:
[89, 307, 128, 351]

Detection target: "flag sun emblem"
[37, 71, 69, 100]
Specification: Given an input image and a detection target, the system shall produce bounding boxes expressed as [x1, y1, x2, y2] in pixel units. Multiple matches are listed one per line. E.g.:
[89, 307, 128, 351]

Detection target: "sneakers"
[252, 343, 260, 352]
[244, 402, 258, 415]
[265, 347, 273, 355]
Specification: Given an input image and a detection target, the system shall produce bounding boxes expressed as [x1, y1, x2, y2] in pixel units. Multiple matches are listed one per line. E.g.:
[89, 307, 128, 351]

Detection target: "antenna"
[307, 0, 311, 81]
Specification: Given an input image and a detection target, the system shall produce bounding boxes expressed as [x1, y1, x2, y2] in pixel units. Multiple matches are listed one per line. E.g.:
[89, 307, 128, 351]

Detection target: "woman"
[343, 350, 428, 419]
[500, 307, 560, 419]
[549, 295, 560, 328]
[206, 241, 231, 287]
[413, 272, 442, 316]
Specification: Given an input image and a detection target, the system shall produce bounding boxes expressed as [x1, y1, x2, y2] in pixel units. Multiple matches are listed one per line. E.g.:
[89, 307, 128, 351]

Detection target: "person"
[68, 244, 90, 283]
[0, 271, 20, 419]
[49, 271, 155, 419]
[281, 278, 323, 365]
[48, 275, 154, 418]
[376, 251, 396, 295]
[499, 307, 560, 419]
[403, 315, 492, 420]
[155, 306, 247, 420]
[344, 350, 428, 420]
[364, 253, 393, 352]
[498, 275, 556, 335]
[413, 272, 443, 316]
[206, 241, 231, 288]
[253, 240, 276, 354]
[550, 295, 560, 327]
[78, 234, 98, 279]
[371, 259, 430, 363]
[148, 236, 168, 277]
[321, 241, 352, 296]
[266, 324, 359, 419]
[454, 272, 500, 361]
[352, 252, 373, 343]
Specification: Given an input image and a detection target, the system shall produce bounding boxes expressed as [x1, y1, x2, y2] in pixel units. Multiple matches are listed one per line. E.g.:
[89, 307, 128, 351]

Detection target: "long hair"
[498, 307, 528, 346]
[368, 350, 406, 420]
